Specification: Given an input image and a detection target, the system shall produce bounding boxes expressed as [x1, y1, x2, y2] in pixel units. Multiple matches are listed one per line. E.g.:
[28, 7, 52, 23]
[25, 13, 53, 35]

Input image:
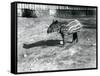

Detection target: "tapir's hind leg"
[72, 32, 78, 43]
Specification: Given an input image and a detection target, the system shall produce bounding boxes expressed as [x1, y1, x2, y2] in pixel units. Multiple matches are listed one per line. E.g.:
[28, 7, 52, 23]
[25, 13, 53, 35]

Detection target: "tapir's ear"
[53, 19, 55, 22]
[55, 20, 58, 22]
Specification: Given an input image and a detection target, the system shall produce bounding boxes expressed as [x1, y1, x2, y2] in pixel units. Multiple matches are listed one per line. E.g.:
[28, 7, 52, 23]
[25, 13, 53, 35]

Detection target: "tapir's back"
[67, 19, 83, 34]
[59, 19, 82, 34]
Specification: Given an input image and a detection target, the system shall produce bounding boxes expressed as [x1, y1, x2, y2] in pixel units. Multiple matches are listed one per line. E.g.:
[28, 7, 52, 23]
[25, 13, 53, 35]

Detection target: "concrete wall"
[55, 9, 96, 18]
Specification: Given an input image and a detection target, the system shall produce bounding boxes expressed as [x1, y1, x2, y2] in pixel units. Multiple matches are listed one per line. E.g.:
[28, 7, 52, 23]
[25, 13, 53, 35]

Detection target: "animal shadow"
[23, 40, 61, 49]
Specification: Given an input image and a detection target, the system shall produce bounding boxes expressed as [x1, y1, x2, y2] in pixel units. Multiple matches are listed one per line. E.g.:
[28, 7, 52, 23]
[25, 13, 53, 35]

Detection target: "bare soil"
[17, 17, 96, 72]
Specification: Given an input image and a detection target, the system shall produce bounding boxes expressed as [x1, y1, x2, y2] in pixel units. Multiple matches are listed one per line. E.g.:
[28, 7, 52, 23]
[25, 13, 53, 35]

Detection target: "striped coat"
[47, 19, 83, 45]
[60, 19, 82, 34]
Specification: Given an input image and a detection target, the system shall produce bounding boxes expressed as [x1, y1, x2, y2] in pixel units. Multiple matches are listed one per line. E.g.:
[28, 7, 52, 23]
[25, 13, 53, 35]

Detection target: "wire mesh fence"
[17, 3, 96, 18]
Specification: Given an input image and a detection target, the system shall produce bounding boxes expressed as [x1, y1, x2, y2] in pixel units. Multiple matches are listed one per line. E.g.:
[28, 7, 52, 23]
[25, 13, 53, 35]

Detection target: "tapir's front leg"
[60, 33, 65, 45]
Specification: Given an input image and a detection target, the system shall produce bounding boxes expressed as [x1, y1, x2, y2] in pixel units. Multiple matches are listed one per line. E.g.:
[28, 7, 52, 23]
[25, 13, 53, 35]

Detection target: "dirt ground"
[17, 16, 97, 72]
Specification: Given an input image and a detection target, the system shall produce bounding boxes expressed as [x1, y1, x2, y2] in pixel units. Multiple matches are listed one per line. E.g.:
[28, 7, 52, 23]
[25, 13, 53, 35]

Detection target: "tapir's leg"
[60, 33, 65, 45]
[76, 32, 78, 43]
[72, 32, 78, 43]
[72, 33, 75, 42]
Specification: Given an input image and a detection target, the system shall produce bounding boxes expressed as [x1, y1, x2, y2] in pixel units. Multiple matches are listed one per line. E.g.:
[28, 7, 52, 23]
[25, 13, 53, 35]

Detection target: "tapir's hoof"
[72, 40, 78, 44]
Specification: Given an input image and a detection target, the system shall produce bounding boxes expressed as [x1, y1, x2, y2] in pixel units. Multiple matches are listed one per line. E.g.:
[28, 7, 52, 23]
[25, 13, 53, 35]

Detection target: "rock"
[23, 54, 27, 58]
[87, 38, 90, 41]
[93, 43, 96, 46]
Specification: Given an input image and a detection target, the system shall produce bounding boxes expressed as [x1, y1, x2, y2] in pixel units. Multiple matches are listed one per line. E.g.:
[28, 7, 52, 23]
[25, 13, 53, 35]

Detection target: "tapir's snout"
[47, 27, 51, 34]
[47, 29, 50, 34]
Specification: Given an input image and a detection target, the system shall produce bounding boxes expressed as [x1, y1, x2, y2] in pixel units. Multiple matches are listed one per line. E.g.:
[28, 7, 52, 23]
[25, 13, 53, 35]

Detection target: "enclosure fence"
[17, 3, 96, 18]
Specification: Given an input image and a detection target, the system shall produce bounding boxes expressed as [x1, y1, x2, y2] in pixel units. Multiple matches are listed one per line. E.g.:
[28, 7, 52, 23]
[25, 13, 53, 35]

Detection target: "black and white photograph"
[14, 2, 97, 73]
